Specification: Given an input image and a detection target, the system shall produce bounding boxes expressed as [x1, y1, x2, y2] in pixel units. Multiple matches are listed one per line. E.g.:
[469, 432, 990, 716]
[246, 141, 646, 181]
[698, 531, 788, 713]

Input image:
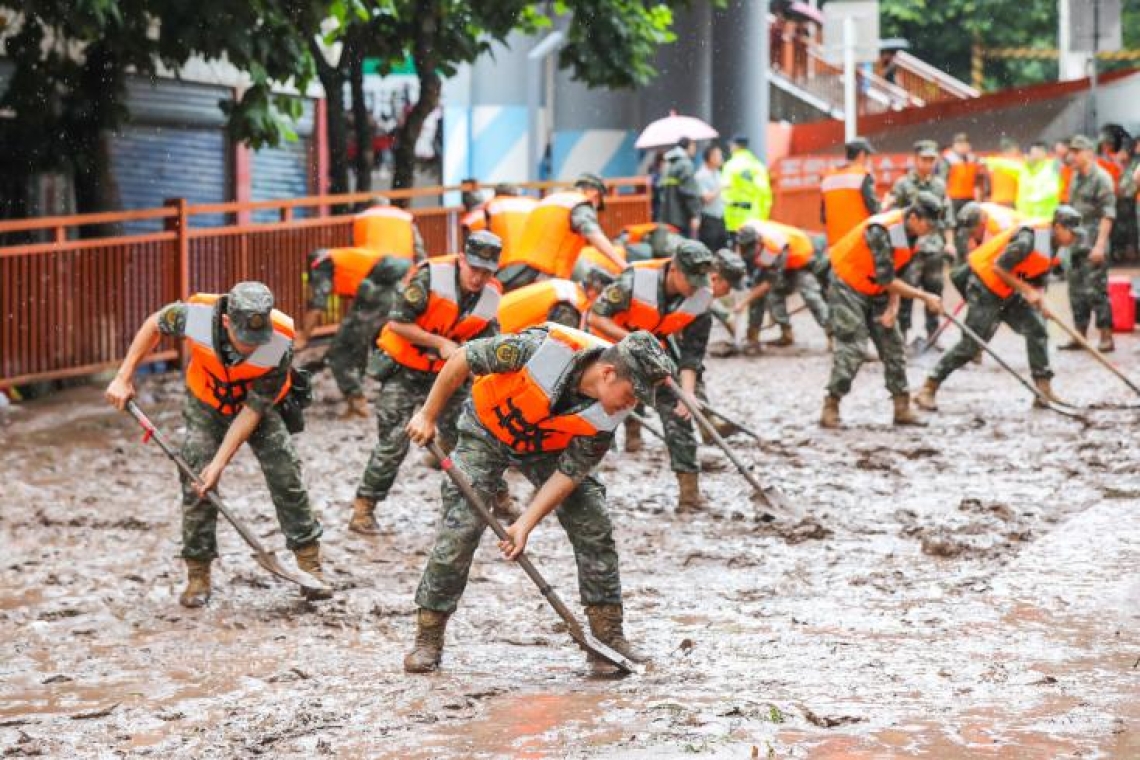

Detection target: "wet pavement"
[2, 296, 1138, 758]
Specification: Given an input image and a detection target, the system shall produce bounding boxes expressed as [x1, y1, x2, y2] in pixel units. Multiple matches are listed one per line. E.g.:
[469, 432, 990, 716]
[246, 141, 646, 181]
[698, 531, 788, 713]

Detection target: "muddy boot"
[914, 378, 939, 411]
[892, 394, 926, 426]
[179, 559, 212, 608]
[819, 395, 841, 429]
[624, 418, 643, 453]
[585, 603, 649, 666]
[1098, 328, 1115, 353]
[294, 542, 334, 601]
[971, 348, 983, 364]
[348, 496, 382, 535]
[403, 608, 450, 673]
[742, 327, 763, 357]
[1033, 377, 1064, 408]
[339, 394, 370, 420]
[772, 324, 795, 347]
[676, 472, 704, 512]
[1059, 324, 1086, 350]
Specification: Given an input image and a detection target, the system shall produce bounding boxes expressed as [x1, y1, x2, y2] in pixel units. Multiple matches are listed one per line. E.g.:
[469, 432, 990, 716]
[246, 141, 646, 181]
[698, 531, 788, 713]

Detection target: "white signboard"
[1071, 0, 1123, 53]
[821, 1, 880, 65]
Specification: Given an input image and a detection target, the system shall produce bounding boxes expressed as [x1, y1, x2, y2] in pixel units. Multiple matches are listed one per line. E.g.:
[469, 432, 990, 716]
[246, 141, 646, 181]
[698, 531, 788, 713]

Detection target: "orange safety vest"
[486, 196, 538, 260]
[828, 210, 915, 296]
[376, 255, 501, 372]
[1097, 156, 1122, 192]
[472, 325, 628, 454]
[969, 222, 1057, 299]
[578, 244, 627, 277]
[1059, 163, 1073, 203]
[943, 151, 981, 201]
[821, 164, 873, 246]
[311, 247, 385, 298]
[461, 204, 488, 233]
[601, 258, 712, 339]
[977, 202, 1024, 242]
[183, 294, 293, 416]
[497, 279, 588, 334]
[506, 191, 591, 278]
[621, 222, 678, 244]
[353, 206, 416, 257]
[740, 220, 814, 270]
[989, 161, 1020, 205]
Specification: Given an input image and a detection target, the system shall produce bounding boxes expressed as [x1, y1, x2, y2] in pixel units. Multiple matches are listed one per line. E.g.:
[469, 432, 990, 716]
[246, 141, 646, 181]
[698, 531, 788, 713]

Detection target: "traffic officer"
[348, 232, 503, 535]
[821, 137, 880, 247]
[104, 282, 329, 606]
[722, 134, 772, 236]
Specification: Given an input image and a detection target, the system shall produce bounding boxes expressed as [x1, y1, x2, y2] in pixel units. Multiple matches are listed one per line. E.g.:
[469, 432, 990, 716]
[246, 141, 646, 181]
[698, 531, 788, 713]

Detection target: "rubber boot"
[742, 327, 763, 356]
[179, 559, 212, 608]
[676, 472, 704, 512]
[294, 542, 334, 601]
[624, 418, 643, 453]
[584, 603, 649, 666]
[1033, 377, 1064, 408]
[819, 395, 841, 429]
[348, 496, 382, 535]
[1059, 324, 1086, 350]
[914, 378, 939, 411]
[892, 394, 926, 426]
[772, 324, 795, 347]
[403, 608, 450, 673]
[1098, 327, 1115, 353]
[339, 394, 370, 420]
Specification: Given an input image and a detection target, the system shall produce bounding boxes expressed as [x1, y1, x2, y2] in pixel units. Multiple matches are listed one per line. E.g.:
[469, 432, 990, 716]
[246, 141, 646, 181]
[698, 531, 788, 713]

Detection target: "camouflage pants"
[414, 427, 622, 613]
[327, 292, 395, 398]
[930, 273, 1051, 383]
[827, 280, 909, 398]
[355, 368, 465, 503]
[899, 239, 946, 338]
[179, 397, 321, 561]
[650, 379, 699, 474]
[748, 268, 830, 331]
[1066, 250, 1112, 331]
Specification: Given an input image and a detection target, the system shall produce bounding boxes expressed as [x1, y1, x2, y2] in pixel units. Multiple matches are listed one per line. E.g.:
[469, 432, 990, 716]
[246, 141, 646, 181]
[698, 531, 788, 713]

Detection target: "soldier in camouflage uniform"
[589, 241, 715, 510]
[885, 140, 957, 342]
[104, 282, 329, 607]
[916, 206, 1081, 411]
[1061, 134, 1117, 352]
[401, 327, 675, 673]
[349, 232, 503, 535]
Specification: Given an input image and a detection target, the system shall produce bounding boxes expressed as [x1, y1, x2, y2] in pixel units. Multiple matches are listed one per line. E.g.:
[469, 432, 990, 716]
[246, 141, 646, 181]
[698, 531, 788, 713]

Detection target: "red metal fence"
[1, 178, 651, 388]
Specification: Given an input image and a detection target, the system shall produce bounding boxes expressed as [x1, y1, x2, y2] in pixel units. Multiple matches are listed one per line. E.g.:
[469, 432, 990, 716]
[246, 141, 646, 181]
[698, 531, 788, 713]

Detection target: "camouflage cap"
[1069, 134, 1095, 151]
[712, 247, 747, 287]
[574, 172, 608, 210]
[914, 139, 939, 158]
[956, 201, 983, 229]
[615, 330, 677, 406]
[673, 239, 714, 288]
[953, 132, 970, 144]
[1053, 204, 1082, 230]
[909, 190, 943, 220]
[735, 224, 760, 247]
[464, 230, 502, 271]
[226, 281, 275, 346]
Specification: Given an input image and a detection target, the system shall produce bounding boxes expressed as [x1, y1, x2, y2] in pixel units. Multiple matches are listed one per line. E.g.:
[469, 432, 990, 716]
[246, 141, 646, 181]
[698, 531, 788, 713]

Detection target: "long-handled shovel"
[426, 440, 640, 674]
[910, 300, 967, 357]
[628, 411, 666, 441]
[1047, 314, 1140, 398]
[941, 313, 1086, 421]
[125, 401, 328, 594]
[696, 401, 764, 444]
[664, 378, 800, 520]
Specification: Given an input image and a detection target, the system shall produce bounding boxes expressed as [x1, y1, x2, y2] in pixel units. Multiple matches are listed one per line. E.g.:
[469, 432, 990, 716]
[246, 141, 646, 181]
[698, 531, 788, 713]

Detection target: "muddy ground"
[2, 292, 1139, 759]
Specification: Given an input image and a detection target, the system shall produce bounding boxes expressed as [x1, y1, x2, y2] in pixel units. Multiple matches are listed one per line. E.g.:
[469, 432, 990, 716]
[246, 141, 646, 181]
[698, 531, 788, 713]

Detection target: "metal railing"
[0, 178, 651, 388]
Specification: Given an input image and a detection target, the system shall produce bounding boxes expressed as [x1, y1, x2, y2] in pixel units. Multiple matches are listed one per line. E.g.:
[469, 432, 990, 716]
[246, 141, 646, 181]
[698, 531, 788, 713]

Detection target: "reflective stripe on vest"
[471, 325, 628, 453]
[353, 206, 415, 256]
[828, 211, 914, 296]
[497, 279, 588, 334]
[609, 259, 712, 338]
[486, 196, 538, 260]
[376, 255, 501, 372]
[969, 223, 1055, 299]
[506, 191, 590, 278]
[943, 151, 981, 200]
[327, 247, 384, 297]
[821, 165, 873, 246]
[744, 220, 814, 269]
[183, 294, 293, 415]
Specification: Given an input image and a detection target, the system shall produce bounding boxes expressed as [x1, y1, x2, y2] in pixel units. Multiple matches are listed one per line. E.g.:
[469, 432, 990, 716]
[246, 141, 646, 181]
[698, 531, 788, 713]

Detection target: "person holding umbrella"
[657, 137, 702, 239]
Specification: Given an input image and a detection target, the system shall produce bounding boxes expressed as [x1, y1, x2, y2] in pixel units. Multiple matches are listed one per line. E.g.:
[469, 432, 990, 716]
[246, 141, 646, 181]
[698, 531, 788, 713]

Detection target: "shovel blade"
[251, 551, 329, 593]
[575, 631, 641, 674]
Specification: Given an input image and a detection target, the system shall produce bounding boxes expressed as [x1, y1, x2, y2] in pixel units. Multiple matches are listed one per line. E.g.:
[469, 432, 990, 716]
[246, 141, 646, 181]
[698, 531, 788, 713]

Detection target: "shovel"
[426, 440, 640, 674]
[125, 401, 328, 594]
[910, 300, 966, 358]
[1047, 314, 1140, 398]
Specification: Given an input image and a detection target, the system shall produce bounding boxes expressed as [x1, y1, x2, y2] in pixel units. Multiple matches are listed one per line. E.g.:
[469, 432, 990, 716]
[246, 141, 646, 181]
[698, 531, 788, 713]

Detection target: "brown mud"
[2, 303, 1139, 758]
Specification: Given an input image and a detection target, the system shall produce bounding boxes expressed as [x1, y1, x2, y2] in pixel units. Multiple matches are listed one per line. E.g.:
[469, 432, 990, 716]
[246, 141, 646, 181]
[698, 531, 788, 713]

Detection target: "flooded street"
[2, 302, 1139, 758]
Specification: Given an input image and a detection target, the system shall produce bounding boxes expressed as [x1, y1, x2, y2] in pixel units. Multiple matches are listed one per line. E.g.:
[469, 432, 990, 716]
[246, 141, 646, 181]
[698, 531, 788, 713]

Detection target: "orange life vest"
[461, 205, 488, 233]
[578, 244, 627, 277]
[969, 221, 1057, 299]
[311, 247, 385, 298]
[989, 161, 1021, 205]
[183, 294, 294, 416]
[486, 196, 538, 260]
[376, 255, 501, 372]
[821, 164, 873, 246]
[943, 151, 981, 201]
[977, 202, 1024, 243]
[828, 210, 915, 296]
[621, 222, 678, 244]
[498, 279, 588, 334]
[353, 206, 415, 257]
[740, 220, 814, 270]
[471, 325, 628, 454]
[506, 191, 591, 278]
[600, 258, 712, 339]
[1097, 156, 1122, 192]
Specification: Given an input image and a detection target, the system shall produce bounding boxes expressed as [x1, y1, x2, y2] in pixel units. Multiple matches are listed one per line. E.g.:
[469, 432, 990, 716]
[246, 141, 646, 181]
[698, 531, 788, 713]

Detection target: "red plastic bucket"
[1108, 276, 1135, 332]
